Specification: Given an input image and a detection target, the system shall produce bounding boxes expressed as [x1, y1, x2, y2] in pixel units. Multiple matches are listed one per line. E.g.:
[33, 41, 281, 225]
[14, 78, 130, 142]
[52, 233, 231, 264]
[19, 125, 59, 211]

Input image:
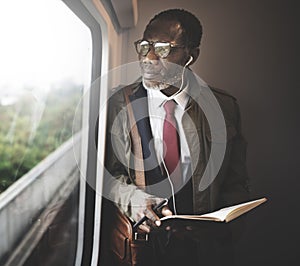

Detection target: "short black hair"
[146, 9, 202, 48]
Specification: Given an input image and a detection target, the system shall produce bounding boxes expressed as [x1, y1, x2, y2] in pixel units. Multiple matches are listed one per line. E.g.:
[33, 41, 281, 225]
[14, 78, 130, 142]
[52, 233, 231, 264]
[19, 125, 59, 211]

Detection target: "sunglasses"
[134, 40, 185, 59]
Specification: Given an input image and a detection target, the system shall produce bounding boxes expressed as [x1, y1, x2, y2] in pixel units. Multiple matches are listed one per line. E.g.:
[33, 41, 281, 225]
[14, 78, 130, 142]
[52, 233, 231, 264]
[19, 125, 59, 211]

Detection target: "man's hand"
[131, 197, 173, 233]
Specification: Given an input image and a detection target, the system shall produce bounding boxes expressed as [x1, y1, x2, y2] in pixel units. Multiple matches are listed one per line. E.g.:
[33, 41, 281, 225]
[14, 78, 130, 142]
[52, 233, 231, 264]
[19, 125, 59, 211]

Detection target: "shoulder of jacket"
[209, 86, 237, 101]
[108, 81, 142, 105]
[111, 80, 141, 95]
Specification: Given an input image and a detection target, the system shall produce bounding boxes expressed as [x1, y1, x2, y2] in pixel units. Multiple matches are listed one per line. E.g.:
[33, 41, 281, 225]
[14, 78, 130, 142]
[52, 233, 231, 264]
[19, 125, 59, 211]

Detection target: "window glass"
[0, 0, 92, 264]
[0, 0, 91, 191]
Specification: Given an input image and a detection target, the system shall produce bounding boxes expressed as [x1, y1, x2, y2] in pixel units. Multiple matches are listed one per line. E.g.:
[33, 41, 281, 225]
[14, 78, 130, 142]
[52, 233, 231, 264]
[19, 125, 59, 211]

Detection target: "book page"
[160, 198, 267, 223]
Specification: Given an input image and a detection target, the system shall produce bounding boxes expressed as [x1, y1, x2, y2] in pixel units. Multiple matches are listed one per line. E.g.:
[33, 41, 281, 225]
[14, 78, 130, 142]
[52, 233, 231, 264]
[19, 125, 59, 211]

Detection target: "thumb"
[161, 206, 173, 216]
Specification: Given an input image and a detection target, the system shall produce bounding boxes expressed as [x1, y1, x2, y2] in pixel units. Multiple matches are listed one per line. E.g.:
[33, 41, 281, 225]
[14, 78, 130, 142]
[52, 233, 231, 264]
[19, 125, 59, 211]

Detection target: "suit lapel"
[128, 85, 166, 189]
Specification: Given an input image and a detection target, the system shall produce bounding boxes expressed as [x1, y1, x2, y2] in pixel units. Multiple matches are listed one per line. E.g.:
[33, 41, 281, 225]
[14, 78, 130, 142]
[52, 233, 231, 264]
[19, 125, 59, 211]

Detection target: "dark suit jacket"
[101, 74, 251, 266]
[104, 74, 250, 216]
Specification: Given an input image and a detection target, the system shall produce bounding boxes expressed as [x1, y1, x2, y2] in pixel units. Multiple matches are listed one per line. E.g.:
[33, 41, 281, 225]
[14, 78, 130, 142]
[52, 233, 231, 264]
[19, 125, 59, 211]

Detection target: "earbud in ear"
[185, 56, 193, 67]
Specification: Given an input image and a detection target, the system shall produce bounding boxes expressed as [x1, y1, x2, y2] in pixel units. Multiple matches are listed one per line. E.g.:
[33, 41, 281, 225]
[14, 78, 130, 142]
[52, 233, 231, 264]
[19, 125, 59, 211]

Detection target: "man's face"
[139, 18, 190, 90]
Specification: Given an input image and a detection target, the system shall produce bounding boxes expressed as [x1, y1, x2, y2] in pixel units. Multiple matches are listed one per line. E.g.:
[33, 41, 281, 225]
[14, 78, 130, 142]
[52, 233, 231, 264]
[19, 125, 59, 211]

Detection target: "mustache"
[140, 60, 184, 86]
[140, 60, 163, 72]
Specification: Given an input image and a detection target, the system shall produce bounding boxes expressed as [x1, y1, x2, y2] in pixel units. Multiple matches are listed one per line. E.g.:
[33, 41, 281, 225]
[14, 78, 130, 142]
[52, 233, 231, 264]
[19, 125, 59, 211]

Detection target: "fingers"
[161, 206, 173, 216]
[134, 197, 170, 233]
[143, 207, 161, 227]
[138, 223, 151, 233]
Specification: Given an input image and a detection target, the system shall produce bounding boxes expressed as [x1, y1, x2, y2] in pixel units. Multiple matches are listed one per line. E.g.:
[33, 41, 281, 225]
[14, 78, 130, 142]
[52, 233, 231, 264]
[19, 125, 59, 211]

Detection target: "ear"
[189, 47, 200, 65]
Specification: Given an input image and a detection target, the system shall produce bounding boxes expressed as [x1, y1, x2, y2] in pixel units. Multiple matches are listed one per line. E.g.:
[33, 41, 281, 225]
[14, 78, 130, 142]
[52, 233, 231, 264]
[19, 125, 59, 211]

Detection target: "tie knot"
[163, 100, 176, 115]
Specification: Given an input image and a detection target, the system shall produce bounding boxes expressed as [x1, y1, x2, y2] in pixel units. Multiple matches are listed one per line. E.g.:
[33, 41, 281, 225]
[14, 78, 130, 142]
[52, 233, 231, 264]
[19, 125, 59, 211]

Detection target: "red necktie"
[163, 100, 182, 191]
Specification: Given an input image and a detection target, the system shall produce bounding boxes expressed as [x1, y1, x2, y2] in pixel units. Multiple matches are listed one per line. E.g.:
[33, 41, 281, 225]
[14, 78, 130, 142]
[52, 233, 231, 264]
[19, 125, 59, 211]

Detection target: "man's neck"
[160, 85, 180, 97]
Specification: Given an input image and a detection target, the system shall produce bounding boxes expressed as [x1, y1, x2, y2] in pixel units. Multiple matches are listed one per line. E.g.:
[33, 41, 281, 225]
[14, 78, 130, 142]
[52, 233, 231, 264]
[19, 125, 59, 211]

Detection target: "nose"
[144, 45, 159, 61]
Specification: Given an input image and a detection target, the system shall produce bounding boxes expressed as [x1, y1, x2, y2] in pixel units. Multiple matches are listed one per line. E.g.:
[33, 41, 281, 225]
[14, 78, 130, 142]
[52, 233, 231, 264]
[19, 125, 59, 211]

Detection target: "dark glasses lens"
[154, 42, 171, 58]
[136, 40, 151, 56]
[135, 40, 172, 58]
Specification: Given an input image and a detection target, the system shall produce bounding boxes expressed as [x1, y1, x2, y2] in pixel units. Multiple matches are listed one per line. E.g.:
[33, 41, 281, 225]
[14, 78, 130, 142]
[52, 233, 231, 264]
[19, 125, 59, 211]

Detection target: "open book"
[160, 198, 267, 223]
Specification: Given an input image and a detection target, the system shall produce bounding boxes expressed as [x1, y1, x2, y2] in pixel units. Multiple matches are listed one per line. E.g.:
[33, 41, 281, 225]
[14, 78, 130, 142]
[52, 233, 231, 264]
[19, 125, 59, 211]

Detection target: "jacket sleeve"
[218, 99, 251, 241]
[220, 100, 250, 206]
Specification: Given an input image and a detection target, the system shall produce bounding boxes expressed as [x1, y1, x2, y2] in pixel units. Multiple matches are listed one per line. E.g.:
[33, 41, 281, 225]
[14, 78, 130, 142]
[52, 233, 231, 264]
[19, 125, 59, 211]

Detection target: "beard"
[142, 78, 171, 91]
[142, 69, 183, 91]
[140, 60, 184, 91]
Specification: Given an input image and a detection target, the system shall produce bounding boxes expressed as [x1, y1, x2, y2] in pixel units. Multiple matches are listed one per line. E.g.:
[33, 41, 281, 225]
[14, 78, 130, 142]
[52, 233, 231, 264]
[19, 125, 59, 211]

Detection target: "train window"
[0, 0, 92, 265]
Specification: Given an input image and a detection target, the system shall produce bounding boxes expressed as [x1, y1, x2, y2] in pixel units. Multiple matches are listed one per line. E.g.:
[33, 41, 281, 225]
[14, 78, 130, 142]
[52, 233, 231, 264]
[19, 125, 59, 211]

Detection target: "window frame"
[62, 0, 108, 265]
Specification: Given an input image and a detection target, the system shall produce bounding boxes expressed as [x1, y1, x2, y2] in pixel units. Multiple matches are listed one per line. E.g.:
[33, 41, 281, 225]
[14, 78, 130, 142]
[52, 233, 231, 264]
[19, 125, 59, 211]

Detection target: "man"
[102, 9, 250, 266]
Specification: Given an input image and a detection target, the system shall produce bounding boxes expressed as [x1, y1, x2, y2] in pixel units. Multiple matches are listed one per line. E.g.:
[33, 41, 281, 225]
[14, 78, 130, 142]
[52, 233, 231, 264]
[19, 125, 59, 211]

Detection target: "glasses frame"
[134, 39, 185, 59]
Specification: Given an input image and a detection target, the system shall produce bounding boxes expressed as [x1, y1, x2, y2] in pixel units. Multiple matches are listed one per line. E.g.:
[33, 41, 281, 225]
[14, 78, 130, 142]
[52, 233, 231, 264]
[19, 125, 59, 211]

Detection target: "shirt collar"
[144, 80, 190, 110]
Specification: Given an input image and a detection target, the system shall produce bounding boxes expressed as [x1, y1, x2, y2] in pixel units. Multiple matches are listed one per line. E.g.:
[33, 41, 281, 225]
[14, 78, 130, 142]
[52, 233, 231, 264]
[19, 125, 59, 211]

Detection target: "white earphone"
[185, 56, 193, 67]
[161, 56, 193, 103]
